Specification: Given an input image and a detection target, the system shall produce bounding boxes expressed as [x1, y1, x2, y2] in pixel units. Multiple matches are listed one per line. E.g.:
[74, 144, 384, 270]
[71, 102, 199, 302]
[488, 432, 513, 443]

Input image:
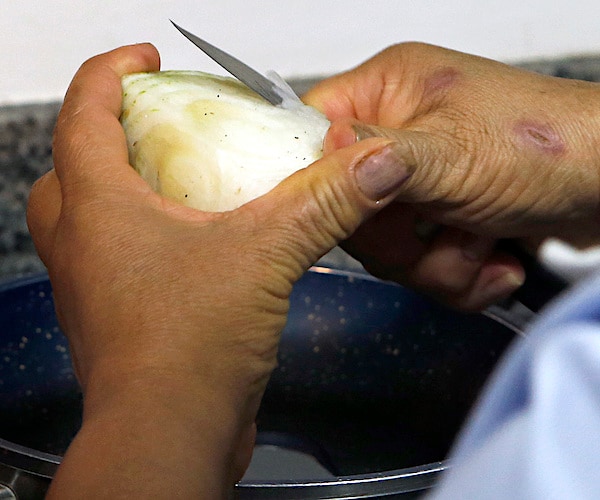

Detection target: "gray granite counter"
[2, 55, 600, 282]
[0, 102, 60, 279]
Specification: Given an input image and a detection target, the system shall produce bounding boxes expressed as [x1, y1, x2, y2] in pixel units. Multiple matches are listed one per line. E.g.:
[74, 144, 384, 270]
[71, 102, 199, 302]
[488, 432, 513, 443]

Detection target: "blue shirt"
[429, 270, 600, 499]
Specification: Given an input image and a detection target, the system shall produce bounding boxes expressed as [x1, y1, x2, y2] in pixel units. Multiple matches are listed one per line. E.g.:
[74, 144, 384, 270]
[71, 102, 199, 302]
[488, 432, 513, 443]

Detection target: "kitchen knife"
[171, 21, 288, 106]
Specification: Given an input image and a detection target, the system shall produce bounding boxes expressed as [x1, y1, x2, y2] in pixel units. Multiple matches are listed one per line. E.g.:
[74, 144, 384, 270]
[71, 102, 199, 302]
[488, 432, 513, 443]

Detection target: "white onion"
[120, 71, 330, 212]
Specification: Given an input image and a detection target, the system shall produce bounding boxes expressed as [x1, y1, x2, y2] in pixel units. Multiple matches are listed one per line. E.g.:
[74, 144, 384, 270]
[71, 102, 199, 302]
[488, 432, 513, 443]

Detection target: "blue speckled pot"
[0, 268, 529, 499]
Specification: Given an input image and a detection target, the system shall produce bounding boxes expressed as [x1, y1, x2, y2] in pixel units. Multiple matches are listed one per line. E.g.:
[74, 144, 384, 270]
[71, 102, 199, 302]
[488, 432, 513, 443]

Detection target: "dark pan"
[0, 267, 556, 498]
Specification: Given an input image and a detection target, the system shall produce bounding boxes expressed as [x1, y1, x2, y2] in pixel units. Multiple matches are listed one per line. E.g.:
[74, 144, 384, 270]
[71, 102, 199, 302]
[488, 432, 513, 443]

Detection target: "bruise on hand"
[513, 119, 566, 157]
[420, 67, 462, 110]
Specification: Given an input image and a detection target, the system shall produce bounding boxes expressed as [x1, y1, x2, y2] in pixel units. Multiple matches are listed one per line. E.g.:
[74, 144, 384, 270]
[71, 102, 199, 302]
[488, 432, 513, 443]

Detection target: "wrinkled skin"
[26, 44, 406, 498]
[305, 43, 600, 310]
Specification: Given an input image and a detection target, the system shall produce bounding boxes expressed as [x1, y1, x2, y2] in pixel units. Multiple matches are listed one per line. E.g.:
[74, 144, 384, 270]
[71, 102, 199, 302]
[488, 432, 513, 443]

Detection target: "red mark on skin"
[514, 120, 565, 156]
[422, 67, 461, 105]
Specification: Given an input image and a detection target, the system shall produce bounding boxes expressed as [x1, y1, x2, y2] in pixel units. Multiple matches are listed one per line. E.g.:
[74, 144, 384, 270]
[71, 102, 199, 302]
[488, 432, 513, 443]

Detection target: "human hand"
[26, 44, 408, 498]
[304, 43, 600, 310]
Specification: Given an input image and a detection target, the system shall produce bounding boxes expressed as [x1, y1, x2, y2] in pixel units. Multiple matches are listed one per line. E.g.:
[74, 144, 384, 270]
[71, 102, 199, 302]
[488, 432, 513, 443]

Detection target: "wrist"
[49, 359, 252, 498]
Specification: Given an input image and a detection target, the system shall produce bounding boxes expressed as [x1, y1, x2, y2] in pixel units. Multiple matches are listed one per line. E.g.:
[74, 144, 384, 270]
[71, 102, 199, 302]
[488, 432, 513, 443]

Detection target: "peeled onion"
[120, 71, 330, 212]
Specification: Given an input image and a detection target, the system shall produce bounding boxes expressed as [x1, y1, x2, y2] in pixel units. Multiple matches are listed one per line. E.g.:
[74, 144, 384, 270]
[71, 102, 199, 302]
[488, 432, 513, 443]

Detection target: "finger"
[409, 229, 497, 294]
[327, 121, 477, 215]
[27, 169, 62, 265]
[302, 50, 408, 123]
[340, 202, 428, 275]
[303, 44, 425, 124]
[302, 73, 358, 120]
[53, 44, 160, 191]
[324, 118, 433, 155]
[322, 118, 362, 154]
[450, 254, 525, 311]
[248, 138, 414, 277]
[303, 68, 404, 124]
[406, 229, 524, 310]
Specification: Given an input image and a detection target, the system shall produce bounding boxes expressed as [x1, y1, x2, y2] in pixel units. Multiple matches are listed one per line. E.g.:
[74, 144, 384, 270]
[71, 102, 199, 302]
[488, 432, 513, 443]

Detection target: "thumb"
[251, 138, 413, 274]
[325, 119, 450, 206]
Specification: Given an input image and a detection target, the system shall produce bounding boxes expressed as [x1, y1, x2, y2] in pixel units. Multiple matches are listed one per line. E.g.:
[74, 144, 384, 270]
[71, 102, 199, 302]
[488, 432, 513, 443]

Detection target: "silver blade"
[171, 21, 284, 106]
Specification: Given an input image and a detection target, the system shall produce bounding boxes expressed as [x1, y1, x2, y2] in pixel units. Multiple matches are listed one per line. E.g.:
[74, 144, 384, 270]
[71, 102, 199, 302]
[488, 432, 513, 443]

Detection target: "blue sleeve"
[428, 270, 600, 499]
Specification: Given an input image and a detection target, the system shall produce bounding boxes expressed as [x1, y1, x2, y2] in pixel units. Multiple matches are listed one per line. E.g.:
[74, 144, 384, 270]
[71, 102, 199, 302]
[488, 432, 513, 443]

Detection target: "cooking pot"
[0, 263, 564, 499]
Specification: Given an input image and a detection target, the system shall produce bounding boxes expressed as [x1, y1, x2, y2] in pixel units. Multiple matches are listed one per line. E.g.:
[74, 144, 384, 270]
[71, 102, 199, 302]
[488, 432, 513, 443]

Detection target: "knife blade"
[171, 21, 284, 106]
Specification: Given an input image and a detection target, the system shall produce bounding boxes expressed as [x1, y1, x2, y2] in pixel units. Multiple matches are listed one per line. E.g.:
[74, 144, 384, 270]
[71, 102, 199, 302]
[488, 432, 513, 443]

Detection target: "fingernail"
[355, 143, 412, 201]
[482, 271, 525, 304]
[353, 123, 397, 142]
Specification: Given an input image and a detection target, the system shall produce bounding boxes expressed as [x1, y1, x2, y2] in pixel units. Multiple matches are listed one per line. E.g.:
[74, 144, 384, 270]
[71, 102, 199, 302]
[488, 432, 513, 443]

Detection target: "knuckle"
[286, 173, 359, 241]
[305, 177, 361, 243]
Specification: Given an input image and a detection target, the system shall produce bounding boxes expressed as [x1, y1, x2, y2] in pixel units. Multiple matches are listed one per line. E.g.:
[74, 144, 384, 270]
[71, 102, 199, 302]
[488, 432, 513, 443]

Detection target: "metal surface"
[171, 21, 284, 106]
[0, 485, 16, 500]
[0, 461, 47, 500]
[235, 463, 445, 499]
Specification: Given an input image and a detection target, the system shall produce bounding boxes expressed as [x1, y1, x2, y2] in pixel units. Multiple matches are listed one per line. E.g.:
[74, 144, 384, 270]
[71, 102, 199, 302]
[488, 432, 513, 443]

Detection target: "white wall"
[3, 0, 600, 104]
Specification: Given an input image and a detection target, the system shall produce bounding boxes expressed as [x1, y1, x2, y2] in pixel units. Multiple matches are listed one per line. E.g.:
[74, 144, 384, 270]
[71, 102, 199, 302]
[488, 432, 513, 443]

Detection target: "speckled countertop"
[2, 55, 600, 282]
[0, 102, 60, 278]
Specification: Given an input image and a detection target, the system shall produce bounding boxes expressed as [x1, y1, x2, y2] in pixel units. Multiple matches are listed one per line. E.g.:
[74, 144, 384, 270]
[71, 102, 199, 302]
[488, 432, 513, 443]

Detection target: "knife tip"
[169, 19, 183, 32]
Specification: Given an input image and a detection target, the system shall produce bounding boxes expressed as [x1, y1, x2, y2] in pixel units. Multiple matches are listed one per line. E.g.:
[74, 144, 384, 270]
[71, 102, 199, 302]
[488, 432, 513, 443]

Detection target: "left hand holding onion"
[26, 43, 409, 498]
